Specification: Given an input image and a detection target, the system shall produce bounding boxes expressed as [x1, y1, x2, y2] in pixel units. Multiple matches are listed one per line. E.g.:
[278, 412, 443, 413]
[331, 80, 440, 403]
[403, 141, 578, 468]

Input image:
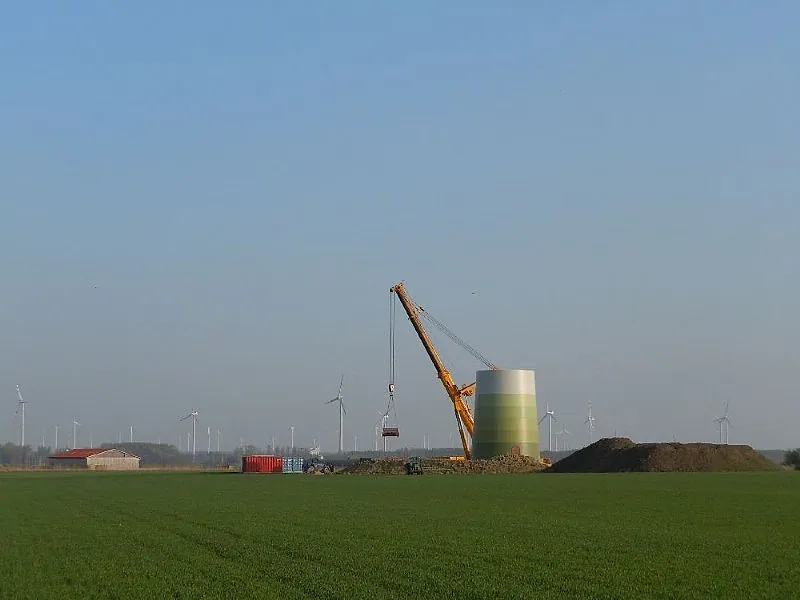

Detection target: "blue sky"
[2, 2, 798, 451]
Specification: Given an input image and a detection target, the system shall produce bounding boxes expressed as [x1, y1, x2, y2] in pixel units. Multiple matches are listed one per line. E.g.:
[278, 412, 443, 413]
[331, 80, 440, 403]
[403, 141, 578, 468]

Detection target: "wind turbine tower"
[289, 426, 295, 452]
[72, 419, 81, 449]
[180, 410, 199, 459]
[207, 426, 212, 454]
[325, 375, 346, 453]
[15, 385, 27, 447]
[585, 403, 596, 445]
[538, 403, 556, 452]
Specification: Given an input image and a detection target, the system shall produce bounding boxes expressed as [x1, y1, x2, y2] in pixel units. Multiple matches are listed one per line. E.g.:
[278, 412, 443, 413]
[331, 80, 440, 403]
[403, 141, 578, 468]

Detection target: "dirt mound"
[546, 437, 780, 473]
[338, 454, 548, 475]
[339, 458, 408, 475]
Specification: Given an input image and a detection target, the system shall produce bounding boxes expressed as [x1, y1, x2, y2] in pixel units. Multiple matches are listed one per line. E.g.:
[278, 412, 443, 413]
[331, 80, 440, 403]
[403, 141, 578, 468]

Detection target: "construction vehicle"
[389, 282, 500, 460]
[404, 456, 423, 475]
[304, 461, 332, 474]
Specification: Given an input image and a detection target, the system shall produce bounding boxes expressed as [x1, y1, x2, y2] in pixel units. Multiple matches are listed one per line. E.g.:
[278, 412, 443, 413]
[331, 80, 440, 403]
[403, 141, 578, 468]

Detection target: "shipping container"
[241, 454, 283, 473]
[282, 456, 304, 473]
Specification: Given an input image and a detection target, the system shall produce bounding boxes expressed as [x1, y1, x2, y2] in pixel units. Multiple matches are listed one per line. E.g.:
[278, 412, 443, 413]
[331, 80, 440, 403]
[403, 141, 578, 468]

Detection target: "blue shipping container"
[282, 457, 304, 473]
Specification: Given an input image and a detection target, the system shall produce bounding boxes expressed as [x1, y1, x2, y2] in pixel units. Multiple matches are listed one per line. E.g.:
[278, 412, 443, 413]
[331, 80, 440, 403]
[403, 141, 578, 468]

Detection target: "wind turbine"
[72, 419, 81, 449]
[585, 403, 596, 445]
[714, 402, 732, 444]
[374, 409, 390, 452]
[325, 375, 346, 454]
[538, 403, 556, 452]
[555, 425, 571, 451]
[207, 426, 212, 454]
[381, 413, 389, 451]
[180, 410, 199, 459]
[15, 384, 27, 447]
[289, 426, 295, 452]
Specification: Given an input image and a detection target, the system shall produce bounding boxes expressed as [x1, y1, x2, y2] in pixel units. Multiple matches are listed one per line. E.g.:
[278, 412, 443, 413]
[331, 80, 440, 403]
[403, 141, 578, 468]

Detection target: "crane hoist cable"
[383, 291, 399, 435]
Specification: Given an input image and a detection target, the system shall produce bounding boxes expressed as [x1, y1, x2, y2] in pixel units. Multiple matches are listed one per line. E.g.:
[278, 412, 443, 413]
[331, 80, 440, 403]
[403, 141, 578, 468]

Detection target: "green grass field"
[1, 471, 798, 600]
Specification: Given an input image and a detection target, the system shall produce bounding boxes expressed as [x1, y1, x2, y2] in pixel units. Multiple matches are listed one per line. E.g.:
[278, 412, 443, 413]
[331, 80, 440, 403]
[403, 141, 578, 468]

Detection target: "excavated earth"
[338, 454, 548, 475]
[545, 437, 781, 473]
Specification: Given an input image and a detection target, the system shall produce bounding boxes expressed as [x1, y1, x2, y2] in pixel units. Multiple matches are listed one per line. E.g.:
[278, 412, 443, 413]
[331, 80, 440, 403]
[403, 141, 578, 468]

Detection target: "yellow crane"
[389, 282, 498, 460]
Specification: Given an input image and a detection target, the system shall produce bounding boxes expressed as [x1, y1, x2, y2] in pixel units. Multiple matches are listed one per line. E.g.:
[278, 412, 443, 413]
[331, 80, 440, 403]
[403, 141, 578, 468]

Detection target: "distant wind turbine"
[72, 419, 81, 449]
[714, 402, 732, 444]
[538, 403, 556, 452]
[15, 384, 27, 447]
[325, 375, 346, 453]
[585, 403, 596, 445]
[555, 425, 571, 451]
[180, 410, 199, 459]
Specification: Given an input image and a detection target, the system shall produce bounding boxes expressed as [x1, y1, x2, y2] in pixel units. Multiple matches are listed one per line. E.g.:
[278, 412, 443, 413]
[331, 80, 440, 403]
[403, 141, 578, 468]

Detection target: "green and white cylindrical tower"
[472, 369, 539, 459]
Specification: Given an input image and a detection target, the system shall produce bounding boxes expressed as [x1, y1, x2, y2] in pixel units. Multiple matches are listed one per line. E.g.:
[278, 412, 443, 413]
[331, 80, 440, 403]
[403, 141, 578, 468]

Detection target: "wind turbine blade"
[538, 415, 547, 424]
[338, 374, 344, 397]
[341, 402, 347, 416]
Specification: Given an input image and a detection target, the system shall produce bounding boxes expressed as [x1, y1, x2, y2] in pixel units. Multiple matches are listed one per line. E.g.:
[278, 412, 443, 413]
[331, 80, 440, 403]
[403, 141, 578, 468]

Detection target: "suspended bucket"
[382, 427, 400, 437]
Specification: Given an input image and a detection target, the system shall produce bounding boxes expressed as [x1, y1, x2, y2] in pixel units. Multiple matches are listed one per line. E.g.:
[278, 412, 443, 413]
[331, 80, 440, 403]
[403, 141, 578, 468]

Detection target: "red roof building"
[49, 448, 108, 459]
[48, 447, 140, 470]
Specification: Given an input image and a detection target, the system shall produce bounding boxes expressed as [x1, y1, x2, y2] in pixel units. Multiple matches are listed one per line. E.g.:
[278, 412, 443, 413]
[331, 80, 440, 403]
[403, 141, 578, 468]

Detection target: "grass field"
[1, 471, 798, 599]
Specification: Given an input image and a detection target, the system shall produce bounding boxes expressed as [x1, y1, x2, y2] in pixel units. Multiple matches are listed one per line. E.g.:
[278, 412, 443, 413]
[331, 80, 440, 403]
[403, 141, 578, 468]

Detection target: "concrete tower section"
[472, 369, 539, 459]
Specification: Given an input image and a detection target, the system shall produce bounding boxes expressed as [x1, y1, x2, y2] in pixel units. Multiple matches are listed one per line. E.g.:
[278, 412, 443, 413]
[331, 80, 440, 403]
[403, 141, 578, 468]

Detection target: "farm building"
[48, 448, 140, 470]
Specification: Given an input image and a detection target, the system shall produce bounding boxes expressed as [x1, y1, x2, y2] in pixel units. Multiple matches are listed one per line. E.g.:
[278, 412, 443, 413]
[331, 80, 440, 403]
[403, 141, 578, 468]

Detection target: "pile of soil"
[338, 454, 548, 475]
[545, 437, 780, 473]
[339, 458, 408, 475]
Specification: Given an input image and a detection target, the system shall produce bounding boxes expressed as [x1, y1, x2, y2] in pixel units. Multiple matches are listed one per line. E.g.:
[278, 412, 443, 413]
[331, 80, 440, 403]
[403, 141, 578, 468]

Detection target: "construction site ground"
[338, 454, 548, 475]
[337, 438, 781, 475]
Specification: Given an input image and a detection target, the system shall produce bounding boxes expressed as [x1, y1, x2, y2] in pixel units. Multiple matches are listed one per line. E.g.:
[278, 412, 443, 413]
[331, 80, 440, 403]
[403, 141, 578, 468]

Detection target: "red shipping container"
[241, 455, 283, 473]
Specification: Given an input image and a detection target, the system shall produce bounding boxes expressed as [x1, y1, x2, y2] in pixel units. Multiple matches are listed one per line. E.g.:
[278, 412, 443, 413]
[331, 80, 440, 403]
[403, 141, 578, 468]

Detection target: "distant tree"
[783, 449, 800, 470]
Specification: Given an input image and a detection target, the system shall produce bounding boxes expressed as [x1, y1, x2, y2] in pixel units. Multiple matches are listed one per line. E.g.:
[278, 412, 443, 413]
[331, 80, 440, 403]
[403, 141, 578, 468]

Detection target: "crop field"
[1, 471, 798, 599]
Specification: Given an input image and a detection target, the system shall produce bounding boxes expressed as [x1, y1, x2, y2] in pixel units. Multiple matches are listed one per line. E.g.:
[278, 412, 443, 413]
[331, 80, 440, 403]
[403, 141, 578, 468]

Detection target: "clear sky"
[2, 2, 798, 452]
